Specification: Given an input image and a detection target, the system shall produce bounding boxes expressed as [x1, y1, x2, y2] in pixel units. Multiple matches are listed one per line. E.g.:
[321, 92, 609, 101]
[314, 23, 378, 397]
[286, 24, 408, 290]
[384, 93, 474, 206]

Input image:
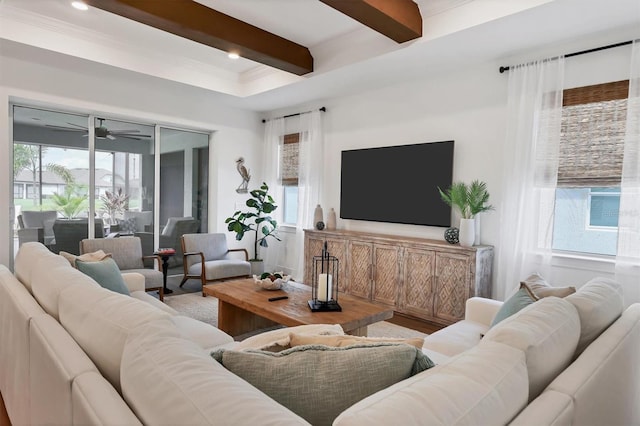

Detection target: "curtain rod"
[261, 107, 326, 123]
[499, 40, 633, 74]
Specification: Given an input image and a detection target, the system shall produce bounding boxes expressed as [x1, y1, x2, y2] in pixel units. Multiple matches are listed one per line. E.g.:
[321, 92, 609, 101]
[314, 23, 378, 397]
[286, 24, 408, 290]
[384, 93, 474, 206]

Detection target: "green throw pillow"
[212, 343, 434, 426]
[76, 257, 130, 296]
[490, 286, 535, 327]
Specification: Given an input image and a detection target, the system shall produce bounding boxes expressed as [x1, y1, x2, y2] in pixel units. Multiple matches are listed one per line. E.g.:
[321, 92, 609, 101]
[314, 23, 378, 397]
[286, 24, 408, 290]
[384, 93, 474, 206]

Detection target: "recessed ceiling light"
[71, 1, 89, 11]
[228, 52, 240, 60]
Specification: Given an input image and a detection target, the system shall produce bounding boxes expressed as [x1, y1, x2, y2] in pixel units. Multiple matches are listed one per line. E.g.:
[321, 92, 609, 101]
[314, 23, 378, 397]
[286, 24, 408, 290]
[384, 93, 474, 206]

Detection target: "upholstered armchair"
[80, 236, 164, 300]
[50, 219, 105, 255]
[180, 233, 251, 296]
[17, 210, 58, 247]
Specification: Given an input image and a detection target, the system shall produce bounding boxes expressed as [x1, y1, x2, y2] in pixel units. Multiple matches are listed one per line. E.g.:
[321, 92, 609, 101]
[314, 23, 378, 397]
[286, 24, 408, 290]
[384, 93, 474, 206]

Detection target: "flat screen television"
[340, 140, 454, 227]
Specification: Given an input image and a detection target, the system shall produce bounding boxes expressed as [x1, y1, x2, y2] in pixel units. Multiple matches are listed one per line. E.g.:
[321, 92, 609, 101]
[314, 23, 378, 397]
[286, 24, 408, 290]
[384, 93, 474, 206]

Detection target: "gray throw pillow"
[490, 286, 536, 327]
[76, 257, 130, 295]
[211, 343, 434, 426]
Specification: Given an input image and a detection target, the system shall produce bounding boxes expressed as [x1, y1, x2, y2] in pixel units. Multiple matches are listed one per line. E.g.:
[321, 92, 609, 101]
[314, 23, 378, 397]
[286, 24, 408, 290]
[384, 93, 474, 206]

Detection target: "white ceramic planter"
[459, 218, 475, 247]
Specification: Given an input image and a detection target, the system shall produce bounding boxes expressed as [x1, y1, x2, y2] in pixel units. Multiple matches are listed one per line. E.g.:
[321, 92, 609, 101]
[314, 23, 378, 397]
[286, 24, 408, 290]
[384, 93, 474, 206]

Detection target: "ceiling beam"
[319, 0, 422, 43]
[83, 0, 313, 75]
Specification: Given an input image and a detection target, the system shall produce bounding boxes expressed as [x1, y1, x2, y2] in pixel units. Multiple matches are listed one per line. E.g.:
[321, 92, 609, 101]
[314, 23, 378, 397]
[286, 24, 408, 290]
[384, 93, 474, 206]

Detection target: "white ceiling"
[1, 0, 640, 113]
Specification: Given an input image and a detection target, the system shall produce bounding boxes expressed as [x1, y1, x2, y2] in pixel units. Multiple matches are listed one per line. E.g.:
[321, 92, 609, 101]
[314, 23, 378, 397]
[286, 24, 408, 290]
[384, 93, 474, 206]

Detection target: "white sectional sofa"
[1, 242, 639, 425]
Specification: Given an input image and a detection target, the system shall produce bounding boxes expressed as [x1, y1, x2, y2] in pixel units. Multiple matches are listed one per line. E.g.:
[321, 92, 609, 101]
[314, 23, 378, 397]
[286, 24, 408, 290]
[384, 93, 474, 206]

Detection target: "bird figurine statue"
[236, 157, 251, 193]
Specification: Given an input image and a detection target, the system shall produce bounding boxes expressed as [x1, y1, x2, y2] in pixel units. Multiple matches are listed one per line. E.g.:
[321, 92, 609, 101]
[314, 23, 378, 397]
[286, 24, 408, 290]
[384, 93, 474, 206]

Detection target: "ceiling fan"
[46, 118, 151, 141]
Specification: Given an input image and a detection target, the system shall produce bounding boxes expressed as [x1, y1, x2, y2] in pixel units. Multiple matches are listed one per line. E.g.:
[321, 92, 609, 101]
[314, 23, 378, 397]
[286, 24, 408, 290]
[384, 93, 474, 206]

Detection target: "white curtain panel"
[616, 39, 640, 306]
[294, 111, 324, 281]
[261, 117, 285, 269]
[495, 58, 565, 300]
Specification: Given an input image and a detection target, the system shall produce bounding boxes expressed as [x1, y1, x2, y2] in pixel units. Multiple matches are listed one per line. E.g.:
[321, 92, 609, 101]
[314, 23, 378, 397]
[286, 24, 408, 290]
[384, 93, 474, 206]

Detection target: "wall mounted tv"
[340, 140, 454, 227]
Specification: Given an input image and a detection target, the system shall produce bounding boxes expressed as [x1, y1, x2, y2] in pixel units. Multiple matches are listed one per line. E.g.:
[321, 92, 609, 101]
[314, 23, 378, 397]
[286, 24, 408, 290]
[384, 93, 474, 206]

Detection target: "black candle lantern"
[309, 241, 342, 312]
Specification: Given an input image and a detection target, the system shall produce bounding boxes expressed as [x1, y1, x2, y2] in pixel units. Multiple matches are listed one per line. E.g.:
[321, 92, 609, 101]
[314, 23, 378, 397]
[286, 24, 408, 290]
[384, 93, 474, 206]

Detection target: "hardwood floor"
[0, 391, 10, 426]
[388, 312, 445, 335]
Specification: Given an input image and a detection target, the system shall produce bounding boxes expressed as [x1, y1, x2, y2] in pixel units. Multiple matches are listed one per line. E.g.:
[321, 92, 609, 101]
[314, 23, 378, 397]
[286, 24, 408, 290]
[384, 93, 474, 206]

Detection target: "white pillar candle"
[318, 273, 333, 302]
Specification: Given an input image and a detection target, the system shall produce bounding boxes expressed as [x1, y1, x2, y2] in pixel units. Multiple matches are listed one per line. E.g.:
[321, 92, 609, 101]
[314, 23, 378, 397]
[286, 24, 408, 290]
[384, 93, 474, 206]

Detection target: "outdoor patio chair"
[80, 236, 164, 300]
[17, 210, 58, 247]
[50, 219, 105, 255]
[180, 233, 251, 297]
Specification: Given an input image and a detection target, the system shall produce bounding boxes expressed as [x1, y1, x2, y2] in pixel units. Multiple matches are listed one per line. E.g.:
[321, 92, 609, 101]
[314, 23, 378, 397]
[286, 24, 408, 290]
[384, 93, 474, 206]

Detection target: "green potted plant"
[99, 188, 129, 225]
[225, 182, 280, 274]
[51, 184, 89, 219]
[438, 180, 493, 247]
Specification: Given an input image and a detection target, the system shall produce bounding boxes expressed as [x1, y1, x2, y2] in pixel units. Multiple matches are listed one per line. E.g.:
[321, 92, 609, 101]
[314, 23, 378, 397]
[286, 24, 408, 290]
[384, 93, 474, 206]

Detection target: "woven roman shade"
[281, 133, 300, 186]
[557, 80, 629, 187]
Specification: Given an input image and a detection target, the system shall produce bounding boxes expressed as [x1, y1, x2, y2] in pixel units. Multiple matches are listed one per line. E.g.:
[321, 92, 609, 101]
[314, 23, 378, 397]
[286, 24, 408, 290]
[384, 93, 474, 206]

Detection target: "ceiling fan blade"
[110, 129, 141, 133]
[110, 133, 152, 138]
[65, 122, 89, 130]
[45, 124, 85, 132]
[107, 135, 116, 140]
[118, 135, 143, 141]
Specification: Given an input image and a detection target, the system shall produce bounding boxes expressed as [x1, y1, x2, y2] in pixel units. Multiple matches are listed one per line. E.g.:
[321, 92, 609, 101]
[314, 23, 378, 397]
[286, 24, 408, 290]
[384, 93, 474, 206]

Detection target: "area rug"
[164, 292, 427, 339]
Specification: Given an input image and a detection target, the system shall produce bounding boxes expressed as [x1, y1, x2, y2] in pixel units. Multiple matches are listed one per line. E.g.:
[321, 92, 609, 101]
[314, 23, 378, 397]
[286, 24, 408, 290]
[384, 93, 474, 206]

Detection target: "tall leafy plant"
[51, 184, 88, 219]
[438, 180, 493, 219]
[100, 188, 129, 224]
[225, 182, 280, 261]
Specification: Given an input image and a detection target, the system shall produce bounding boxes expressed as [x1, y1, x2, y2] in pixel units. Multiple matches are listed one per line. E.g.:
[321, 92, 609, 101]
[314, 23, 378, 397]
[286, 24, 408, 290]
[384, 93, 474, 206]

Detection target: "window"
[280, 133, 300, 225]
[552, 80, 628, 256]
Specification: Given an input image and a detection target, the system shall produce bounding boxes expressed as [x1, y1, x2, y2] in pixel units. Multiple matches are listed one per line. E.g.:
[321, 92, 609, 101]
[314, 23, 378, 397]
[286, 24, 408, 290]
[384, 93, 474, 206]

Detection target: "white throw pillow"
[566, 277, 623, 356]
[234, 323, 344, 351]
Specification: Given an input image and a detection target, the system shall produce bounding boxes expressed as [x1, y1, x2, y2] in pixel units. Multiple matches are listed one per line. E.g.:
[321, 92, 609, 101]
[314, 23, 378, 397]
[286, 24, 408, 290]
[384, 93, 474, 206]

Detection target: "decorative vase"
[327, 208, 337, 230]
[474, 214, 481, 245]
[444, 227, 459, 244]
[313, 204, 323, 227]
[459, 218, 475, 247]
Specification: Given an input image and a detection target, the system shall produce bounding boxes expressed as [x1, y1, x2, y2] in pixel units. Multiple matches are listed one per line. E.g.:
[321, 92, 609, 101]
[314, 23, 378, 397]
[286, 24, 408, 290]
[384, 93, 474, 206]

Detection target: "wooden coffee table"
[203, 278, 394, 337]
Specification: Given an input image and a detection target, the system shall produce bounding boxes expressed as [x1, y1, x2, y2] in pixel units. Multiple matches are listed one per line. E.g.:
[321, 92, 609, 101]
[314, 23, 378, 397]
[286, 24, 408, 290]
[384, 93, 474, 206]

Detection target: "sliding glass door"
[11, 105, 210, 260]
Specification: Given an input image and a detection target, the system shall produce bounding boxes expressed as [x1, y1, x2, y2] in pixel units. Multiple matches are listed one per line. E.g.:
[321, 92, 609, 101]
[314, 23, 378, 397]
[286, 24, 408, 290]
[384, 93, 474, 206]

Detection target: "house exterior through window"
[280, 133, 300, 225]
[552, 80, 629, 256]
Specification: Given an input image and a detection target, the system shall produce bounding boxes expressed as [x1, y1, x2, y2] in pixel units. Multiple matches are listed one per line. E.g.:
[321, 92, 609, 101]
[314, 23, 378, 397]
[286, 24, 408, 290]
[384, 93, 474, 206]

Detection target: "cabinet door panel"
[305, 237, 346, 291]
[401, 248, 435, 318]
[435, 253, 471, 322]
[347, 241, 372, 299]
[372, 245, 400, 307]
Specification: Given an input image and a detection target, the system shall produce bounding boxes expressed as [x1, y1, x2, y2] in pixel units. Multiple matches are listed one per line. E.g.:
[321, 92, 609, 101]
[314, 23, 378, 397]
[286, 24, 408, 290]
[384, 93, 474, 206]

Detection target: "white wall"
[266, 29, 638, 301]
[0, 41, 264, 266]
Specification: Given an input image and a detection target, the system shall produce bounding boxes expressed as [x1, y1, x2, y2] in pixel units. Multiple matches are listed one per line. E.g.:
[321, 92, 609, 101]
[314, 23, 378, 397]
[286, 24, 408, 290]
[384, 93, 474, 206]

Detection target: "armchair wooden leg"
[201, 276, 207, 297]
[159, 287, 164, 302]
[179, 276, 188, 287]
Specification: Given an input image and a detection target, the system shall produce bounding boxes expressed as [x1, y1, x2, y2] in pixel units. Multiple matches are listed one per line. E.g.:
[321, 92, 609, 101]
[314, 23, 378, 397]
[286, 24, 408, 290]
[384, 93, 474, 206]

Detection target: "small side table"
[154, 248, 176, 295]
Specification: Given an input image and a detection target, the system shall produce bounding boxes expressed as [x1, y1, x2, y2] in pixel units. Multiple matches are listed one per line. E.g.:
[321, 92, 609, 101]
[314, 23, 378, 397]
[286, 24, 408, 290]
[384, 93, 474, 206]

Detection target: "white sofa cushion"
[566, 277, 623, 356]
[170, 315, 234, 349]
[0, 266, 47, 426]
[129, 290, 177, 314]
[120, 319, 310, 425]
[72, 372, 142, 426]
[422, 319, 488, 357]
[31, 256, 100, 320]
[29, 314, 100, 425]
[481, 297, 580, 401]
[333, 341, 528, 426]
[14, 241, 54, 293]
[57, 284, 170, 391]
